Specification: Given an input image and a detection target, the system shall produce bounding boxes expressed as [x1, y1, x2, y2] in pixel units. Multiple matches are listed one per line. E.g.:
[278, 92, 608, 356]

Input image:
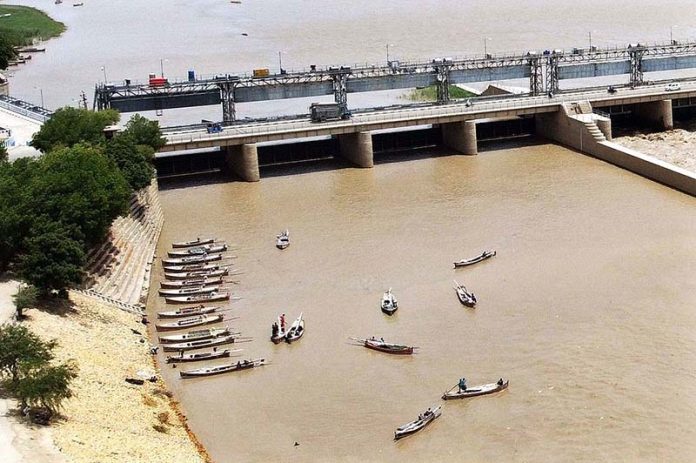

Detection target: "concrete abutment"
[633, 99, 674, 130]
[336, 132, 373, 168]
[224, 144, 260, 182]
[441, 120, 477, 155]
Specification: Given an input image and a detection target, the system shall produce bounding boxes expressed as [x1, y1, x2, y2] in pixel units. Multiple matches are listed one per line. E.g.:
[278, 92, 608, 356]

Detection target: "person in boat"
[424, 408, 432, 417]
[280, 314, 286, 330]
[237, 361, 241, 368]
[179, 349, 184, 358]
[458, 377, 467, 392]
[272, 322, 278, 336]
[497, 378, 504, 386]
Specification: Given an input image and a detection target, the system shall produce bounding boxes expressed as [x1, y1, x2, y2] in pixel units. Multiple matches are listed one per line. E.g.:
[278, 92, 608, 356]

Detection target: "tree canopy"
[0, 143, 8, 163]
[0, 35, 17, 70]
[12, 283, 38, 319]
[30, 107, 119, 153]
[0, 324, 56, 385]
[14, 361, 77, 418]
[123, 114, 165, 151]
[104, 135, 155, 191]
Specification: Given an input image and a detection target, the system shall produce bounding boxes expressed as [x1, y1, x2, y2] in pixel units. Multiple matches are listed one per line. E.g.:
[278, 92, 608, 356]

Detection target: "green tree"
[0, 143, 7, 163]
[0, 35, 17, 70]
[28, 144, 130, 245]
[104, 135, 155, 191]
[18, 221, 86, 294]
[14, 361, 77, 421]
[12, 283, 38, 320]
[0, 324, 55, 385]
[0, 158, 39, 269]
[30, 107, 119, 153]
[123, 114, 165, 151]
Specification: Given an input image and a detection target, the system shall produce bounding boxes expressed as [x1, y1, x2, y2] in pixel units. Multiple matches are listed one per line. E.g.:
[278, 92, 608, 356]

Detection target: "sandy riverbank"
[5, 290, 207, 463]
[614, 121, 696, 174]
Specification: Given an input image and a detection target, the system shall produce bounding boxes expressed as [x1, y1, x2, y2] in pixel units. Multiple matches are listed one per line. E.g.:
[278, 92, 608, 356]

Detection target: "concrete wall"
[633, 99, 674, 130]
[337, 132, 373, 168]
[441, 120, 477, 155]
[224, 144, 260, 182]
[536, 104, 696, 197]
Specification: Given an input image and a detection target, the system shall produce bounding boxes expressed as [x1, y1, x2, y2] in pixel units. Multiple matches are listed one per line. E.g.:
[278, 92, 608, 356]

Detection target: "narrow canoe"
[158, 285, 220, 296]
[172, 237, 215, 248]
[160, 277, 224, 289]
[179, 358, 265, 378]
[394, 405, 442, 440]
[158, 326, 231, 343]
[166, 348, 238, 363]
[161, 253, 222, 265]
[164, 291, 231, 304]
[442, 379, 509, 400]
[163, 263, 226, 273]
[162, 334, 243, 352]
[168, 244, 228, 257]
[351, 337, 416, 355]
[285, 312, 304, 343]
[164, 269, 229, 280]
[155, 314, 223, 331]
[157, 305, 220, 319]
[453, 250, 496, 268]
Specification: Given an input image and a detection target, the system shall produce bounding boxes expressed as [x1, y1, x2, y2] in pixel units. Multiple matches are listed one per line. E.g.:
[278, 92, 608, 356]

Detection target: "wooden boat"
[351, 337, 416, 355]
[167, 244, 227, 257]
[155, 314, 223, 331]
[158, 285, 220, 296]
[165, 291, 231, 304]
[157, 305, 220, 319]
[159, 326, 231, 343]
[161, 253, 222, 265]
[270, 314, 287, 344]
[454, 250, 496, 268]
[394, 405, 442, 440]
[442, 378, 509, 400]
[453, 280, 477, 307]
[381, 288, 398, 315]
[163, 263, 226, 273]
[172, 237, 215, 248]
[276, 230, 289, 250]
[166, 348, 239, 363]
[161, 334, 245, 352]
[160, 277, 223, 289]
[179, 358, 265, 378]
[285, 312, 304, 343]
[164, 269, 228, 280]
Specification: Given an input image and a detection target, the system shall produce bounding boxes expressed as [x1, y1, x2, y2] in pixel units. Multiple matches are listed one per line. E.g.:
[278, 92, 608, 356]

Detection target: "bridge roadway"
[160, 78, 696, 153]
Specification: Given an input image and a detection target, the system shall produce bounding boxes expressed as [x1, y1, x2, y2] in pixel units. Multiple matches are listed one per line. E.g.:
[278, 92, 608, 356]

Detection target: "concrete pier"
[441, 120, 477, 155]
[224, 144, 260, 182]
[337, 132, 373, 168]
[633, 99, 674, 130]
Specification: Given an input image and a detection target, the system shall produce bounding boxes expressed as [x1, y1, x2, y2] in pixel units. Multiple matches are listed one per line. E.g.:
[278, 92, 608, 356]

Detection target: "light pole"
[278, 51, 283, 73]
[34, 87, 44, 108]
[386, 43, 393, 64]
[589, 31, 592, 49]
[160, 58, 168, 78]
[484, 37, 492, 56]
[100, 65, 107, 83]
[670, 25, 677, 44]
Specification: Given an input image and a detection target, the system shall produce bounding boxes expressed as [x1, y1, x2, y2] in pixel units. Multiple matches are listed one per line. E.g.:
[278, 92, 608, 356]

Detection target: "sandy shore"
[614, 121, 696, 174]
[1, 287, 207, 463]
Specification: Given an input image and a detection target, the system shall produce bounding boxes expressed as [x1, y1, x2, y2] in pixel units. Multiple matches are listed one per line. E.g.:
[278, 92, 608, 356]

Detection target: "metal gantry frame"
[527, 54, 543, 95]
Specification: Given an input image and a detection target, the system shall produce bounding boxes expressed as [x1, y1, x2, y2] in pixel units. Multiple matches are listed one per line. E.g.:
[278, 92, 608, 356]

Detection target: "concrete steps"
[576, 100, 593, 114]
[583, 121, 607, 142]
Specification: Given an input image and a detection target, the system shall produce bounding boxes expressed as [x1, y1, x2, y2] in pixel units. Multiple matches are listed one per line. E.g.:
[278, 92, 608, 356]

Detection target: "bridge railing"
[0, 95, 51, 123]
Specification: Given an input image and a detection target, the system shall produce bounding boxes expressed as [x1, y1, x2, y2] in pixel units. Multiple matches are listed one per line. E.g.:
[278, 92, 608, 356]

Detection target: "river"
[6, 1, 696, 461]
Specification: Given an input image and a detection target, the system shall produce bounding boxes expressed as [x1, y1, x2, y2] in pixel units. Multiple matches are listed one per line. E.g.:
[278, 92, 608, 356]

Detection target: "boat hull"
[161, 253, 223, 265]
[155, 314, 223, 331]
[165, 292, 230, 304]
[179, 359, 264, 378]
[364, 340, 413, 355]
[162, 335, 239, 352]
[394, 406, 442, 440]
[166, 349, 232, 363]
[159, 327, 230, 343]
[160, 277, 224, 289]
[157, 305, 219, 319]
[164, 269, 228, 280]
[158, 285, 220, 296]
[442, 380, 509, 400]
[172, 238, 215, 248]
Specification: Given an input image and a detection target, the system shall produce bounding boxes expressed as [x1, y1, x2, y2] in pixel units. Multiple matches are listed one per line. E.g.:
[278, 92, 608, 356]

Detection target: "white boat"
[158, 285, 220, 296]
[276, 230, 290, 250]
[161, 334, 244, 352]
[172, 237, 215, 248]
[158, 326, 231, 343]
[270, 314, 287, 344]
[453, 280, 477, 307]
[168, 244, 227, 257]
[157, 305, 220, 319]
[442, 378, 509, 400]
[394, 405, 442, 440]
[164, 291, 231, 304]
[155, 314, 223, 331]
[381, 288, 398, 315]
[161, 253, 223, 265]
[164, 269, 229, 280]
[163, 263, 226, 272]
[160, 277, 224, 289]
[179, 358, 265, 378]
[454, 250, 496, 268]
[285, 312, 304, 343]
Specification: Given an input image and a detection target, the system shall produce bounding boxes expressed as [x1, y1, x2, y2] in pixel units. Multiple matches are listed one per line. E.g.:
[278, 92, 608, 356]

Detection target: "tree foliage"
[123, 114, 165, 151]
[0, 35, 17, 70]
[0, 324, 55, 385]
[104, 135, 155, 191]
[0, 143, 8, 163]
[12, 283, 38, 319]
[14, 361, 77, 418]
[30, 107, 119, 153]
[0, 158, 38, 269]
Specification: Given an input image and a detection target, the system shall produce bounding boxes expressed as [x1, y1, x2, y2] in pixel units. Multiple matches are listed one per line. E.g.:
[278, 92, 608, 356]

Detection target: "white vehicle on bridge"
[664, 82, 681, 91]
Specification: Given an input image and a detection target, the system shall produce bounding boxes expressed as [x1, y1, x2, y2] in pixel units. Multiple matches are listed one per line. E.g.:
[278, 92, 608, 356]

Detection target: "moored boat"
[157, 305, 220, 319]
[172, 237, 215, 248]
[166, 348, 239, 363]
[276, 229, 290, 250]
[167, 244, 227, 257]
[160, 277, 224, 289]
[155, 314, 223, 331]
[351, 337, 416, 355]
[179, 358, 265, 378]
[158, 285, 220, 296]
[161, 253, 223, 265]
[442, 378, 509, 400]
[165, 291, 231, 304]
[394, 405, 442, 440]
[164, 269, 229, 280]
[285, 312, 304, 343]
[381, 288, 398, 315]
[270, 314, 287, 344]
[161, 334, 244, 352]
[453, 280, 477, 307]
[159, 326, 231, 343]
[163, 263, 227, 273]
[453, 250, 496, 268]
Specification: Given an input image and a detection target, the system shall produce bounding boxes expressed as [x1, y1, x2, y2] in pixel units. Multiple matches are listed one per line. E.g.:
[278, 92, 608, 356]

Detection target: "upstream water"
[151, 142, 696, 462]
[7, 1, 696, 460]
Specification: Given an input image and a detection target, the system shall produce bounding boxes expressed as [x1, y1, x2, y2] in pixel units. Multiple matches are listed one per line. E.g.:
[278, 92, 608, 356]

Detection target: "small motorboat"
[158, 285, 220, 297]
[155, 314, 223, 331]
[285, 312, 304, 343]
[161, 253, 223, 265]
[351, 337, 417, 355]
[163, 263, 226, 273]
[164, 269, 229, 280]
[157, 305, 220, 319]
[165, 291, 231, 304]
[276, 230, 289, 250]
[394, 405, 442, 440]
[167, 244, 227, 257]
[158, 326, 232, 344]
[270, 314, 287, 344]
[453, 280, 477, 307]
[442, 378, 509, 400]
[160, 277, 224, 289]
[166, 348, 239, 363]
[381, 288, 398, 315]
[172, 237, 215, 248]
[179, 358, 265, 378]
[161, 334, 246, 352]
[454, 250, 496, 268]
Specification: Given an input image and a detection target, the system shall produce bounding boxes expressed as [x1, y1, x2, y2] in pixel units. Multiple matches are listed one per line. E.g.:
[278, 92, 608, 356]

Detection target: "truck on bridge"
[309, 102, 351, 123]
